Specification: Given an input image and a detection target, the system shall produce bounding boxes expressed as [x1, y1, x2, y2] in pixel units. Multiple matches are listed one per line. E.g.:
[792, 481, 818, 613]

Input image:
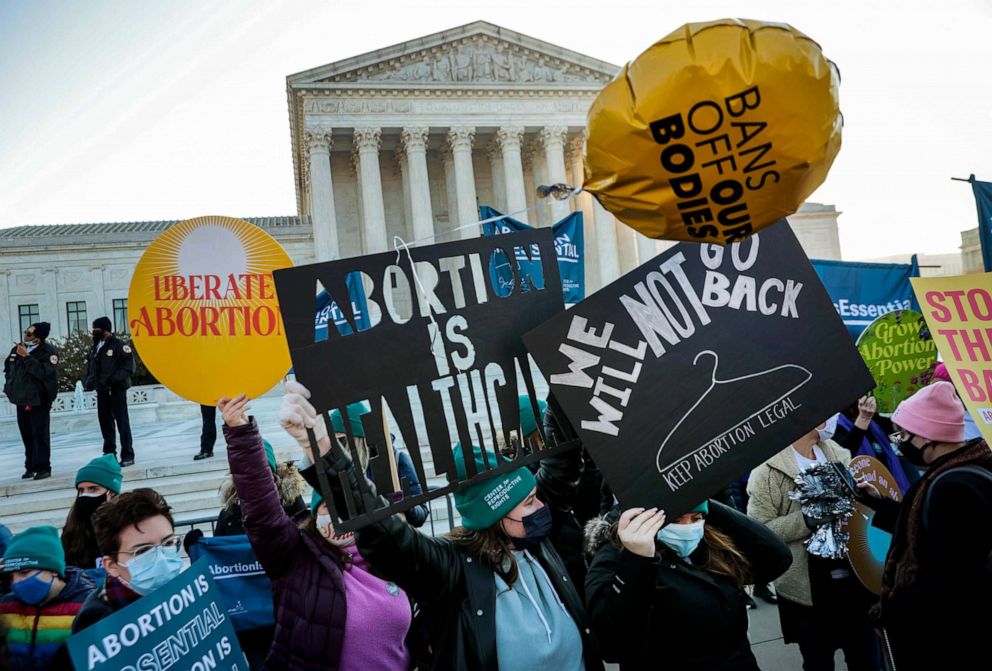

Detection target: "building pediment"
[288, 21, 618, 88]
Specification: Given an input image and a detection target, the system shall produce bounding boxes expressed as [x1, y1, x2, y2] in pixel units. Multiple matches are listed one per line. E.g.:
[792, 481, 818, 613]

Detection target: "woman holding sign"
[219, 393, 414, 671]
[276, 383, 604, 671]
[584, 500, 790, 670]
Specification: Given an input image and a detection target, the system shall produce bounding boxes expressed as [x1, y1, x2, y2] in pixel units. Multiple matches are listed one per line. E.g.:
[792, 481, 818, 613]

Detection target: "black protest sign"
[523, 221, 874, 516]
[274, 229, 571, 531]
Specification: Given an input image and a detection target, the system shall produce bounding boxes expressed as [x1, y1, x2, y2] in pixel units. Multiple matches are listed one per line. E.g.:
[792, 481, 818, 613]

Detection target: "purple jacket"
[224, 419, 346, 670]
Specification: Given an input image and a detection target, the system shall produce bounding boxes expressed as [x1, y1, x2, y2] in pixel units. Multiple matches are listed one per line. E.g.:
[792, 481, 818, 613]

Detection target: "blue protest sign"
[315, 271, 371, 340]
[187, 535, 274, 632]
[810, 257, 919, 339]
[67, 558, 246, 671]
[481, 206, 585, 303]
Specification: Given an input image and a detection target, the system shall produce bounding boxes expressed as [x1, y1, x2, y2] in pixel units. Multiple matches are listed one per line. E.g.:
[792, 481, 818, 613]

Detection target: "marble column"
[353, 128, 388, 253]
[0, 271, 11, 346]
[523, 153, 537, 219]
[397, 151, 412, 235]
[636, 234, 658, 266]
[446, 127, 478, 239]
[401, 127, 435, 244]
[616, 220, 640, 275]
[566, 135, 599, 292]
[441, 149, 459, 239]
[305, 128, 339, 261]
[90, 265, 106, 327]
[42, 269, 61, 337]
[486, 141, 506, 213]
[540, 126, 570, 222]
[496, 126, 528, 224]
[592, 200, 622, 285]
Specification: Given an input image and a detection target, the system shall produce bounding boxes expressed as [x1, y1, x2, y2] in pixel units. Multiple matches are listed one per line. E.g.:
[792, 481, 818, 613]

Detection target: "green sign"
[856, 309, 937, 413]
[67, 558, 245, 671]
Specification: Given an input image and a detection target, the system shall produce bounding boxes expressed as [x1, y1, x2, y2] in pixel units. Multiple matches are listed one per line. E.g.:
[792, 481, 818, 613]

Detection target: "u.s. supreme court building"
[0, 21, 842, 345]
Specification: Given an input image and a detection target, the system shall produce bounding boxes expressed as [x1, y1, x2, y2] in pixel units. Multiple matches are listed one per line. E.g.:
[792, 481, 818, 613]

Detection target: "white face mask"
[656, 520, 706, 558]
[316, 514, 355, 547]
[818, 414, 839, 443]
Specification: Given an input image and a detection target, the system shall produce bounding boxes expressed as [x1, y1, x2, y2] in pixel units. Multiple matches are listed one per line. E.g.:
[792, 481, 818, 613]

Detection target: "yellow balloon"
[128, 216, 293, 406]
[584, 19, 841, 244]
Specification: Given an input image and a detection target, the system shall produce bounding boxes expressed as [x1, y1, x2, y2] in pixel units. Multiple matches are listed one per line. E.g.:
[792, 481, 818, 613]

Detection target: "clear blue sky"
[2, 0, 990, 260]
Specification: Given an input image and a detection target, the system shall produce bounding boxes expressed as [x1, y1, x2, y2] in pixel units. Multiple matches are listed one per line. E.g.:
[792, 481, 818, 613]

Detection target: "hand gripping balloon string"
[398, 184, 583, 247]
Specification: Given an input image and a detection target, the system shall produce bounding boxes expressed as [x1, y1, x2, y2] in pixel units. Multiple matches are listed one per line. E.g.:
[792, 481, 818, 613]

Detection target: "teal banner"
[66, 559, 245, 671]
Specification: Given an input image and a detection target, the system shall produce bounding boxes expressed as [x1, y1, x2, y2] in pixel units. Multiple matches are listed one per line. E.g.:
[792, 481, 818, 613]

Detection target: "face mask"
[75, 493, 108, 520]
[507, 503, 552, 551]
[316, 514, 355, 547]
[92, 330, 104, 342]
[898, 438, 932, 468]
[819, 415, 839, 443]
[657, 520, 706, 558]
[118, 545, 184, 595]
[11, 572, 55, 606]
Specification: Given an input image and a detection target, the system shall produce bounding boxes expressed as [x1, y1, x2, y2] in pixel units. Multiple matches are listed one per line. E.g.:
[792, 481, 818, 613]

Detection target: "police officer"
[3, 322, 59, 480]
[84, 316, 135, 466]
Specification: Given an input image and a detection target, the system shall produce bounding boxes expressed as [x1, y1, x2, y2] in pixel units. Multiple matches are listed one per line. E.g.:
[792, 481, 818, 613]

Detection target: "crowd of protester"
[0, 373, 989, 671]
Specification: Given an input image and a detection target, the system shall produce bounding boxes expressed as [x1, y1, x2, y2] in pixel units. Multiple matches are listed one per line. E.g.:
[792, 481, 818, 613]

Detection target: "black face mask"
[899, 439, 932, 468]
[75, 493, 108, 520]
[507, 504, 552, 551]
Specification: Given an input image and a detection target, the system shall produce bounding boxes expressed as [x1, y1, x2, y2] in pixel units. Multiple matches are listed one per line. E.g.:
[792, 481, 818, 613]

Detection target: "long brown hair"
[61, 500, 101, 569]
[447, 523, 519, 585]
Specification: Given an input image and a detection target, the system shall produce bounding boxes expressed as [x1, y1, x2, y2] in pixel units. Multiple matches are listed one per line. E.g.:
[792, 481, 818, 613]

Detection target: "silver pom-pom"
[788, 462, 856, 559]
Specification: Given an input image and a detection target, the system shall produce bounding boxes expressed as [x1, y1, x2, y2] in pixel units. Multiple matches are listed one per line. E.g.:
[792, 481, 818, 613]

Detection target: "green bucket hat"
[330, 402, 371, 438]
[75, 454, 123, 494]
[2, 526, 65, 576]
[451, 443, 537, 530]
[518, 396, 548, 438]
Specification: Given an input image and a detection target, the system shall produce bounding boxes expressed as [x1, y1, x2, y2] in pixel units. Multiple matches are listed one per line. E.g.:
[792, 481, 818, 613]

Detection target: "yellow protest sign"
[911, 274, 992, 444]
[128, 215, 293, 406]
[584, 18, 842, 244]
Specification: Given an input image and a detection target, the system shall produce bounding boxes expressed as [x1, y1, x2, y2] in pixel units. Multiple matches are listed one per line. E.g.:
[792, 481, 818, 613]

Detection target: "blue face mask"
[12, 571, 55, 606]
[507, 503, 552, 551]
[119, 545, 184, 595]
[657, 520, 706, 558]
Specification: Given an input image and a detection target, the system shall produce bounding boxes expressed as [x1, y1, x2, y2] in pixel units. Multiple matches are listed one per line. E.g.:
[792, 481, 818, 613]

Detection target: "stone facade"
[960, 227, 983, 273]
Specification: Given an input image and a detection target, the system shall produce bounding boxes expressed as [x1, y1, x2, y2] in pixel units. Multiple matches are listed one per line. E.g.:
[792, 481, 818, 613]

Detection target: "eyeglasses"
[888, 430, 911, 444]
[118, 534, 183, 559]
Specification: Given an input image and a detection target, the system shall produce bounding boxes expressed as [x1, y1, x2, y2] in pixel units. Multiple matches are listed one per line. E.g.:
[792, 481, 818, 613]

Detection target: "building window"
[113, 298, 129, 334]
[66, 301, 88, 335]
[18, 304, 40, 335]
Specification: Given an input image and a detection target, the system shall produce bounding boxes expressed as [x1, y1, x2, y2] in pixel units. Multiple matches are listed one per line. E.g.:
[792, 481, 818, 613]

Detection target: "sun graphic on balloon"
[128, 216, 294, 405]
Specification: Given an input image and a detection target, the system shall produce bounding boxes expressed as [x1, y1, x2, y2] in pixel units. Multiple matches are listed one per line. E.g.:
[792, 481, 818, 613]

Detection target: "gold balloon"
[584, 19, 842, 244]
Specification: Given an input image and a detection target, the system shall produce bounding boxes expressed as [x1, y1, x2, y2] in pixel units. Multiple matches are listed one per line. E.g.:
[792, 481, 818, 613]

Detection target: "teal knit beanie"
[2, 526, 65, 576]
[689, 501, 709, 515]
[451, 443, 537, 530]
[330, 402, 371, 438]
[310, 489, 324, 514]
[518, 396, 548, 438]
[262, 440, 277, 472]
[75, 454, 123, 494]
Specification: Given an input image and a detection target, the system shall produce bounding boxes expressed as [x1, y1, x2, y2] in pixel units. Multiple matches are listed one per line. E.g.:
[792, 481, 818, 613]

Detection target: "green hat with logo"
[451, 443, 537, 530]
[2, 526, 65, 576]
[330, 402, 371, 438]
[75, 453, 123, 494]
[518, 396, 548, 438]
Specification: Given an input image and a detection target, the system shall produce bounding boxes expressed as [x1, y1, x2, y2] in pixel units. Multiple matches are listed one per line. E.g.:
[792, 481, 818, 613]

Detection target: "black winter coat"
[3, 342, 58, 407]
[356, 443, 605, 671]
[83, 336, 134, 392]
[585, 501, 791, 671]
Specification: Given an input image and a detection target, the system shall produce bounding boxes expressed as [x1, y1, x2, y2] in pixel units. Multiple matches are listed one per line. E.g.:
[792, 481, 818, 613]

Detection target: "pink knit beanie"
[932, 363, 951, 382]
[892, 381, 964, 443]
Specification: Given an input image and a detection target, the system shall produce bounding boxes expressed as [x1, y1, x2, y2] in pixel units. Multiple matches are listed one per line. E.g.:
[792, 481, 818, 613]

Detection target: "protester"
[61, 455, 123, 572]
[277, 382, 604, 671]
[1, 526, 94, 670]
[932, 363, 982, 439]
[747, 421, 880, 671]
[584, 500, 791, 670]
[72, 488, 182, 633]
[220, 393, 414, 670]
[4, 322, 58, 481]
[857, 381, 992, 671]
[832, 396, 914, 492]
[329, 401, 429, 528]
[195, 404, 217, 460]
[84, 317, 135, 467]
[215, 439, 308, 536]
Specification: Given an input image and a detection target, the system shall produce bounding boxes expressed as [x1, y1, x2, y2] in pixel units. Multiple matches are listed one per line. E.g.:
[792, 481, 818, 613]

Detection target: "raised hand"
[855, 396, 877, 430]
[617, 507, 666, 558]
[279, 380, 329, 460]
[218, 394, 250, 427]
